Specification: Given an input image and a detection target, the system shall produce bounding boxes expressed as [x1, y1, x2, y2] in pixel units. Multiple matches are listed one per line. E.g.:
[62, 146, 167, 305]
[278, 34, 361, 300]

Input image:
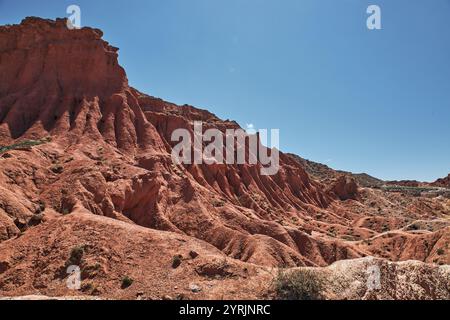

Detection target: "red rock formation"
[0, 18, 448, 298]
[0, 18, 338, 268]
[327, 175, 359, 201]
[431, 174, 450, 188]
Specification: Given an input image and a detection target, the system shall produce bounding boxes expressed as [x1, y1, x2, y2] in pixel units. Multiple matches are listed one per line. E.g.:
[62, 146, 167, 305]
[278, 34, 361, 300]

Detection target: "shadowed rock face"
[333, 176, 359, 200]
[0, 18, 449, 299]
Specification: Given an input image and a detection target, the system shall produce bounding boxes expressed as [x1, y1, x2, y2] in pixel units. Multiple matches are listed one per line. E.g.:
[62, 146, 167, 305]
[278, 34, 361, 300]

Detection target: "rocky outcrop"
[0, 211, 270, 300]
[0, 17, 449, 301]
[328, 175, 359, 201]
[280, 257, 450, 300]
[432, 174, 450, 188]
[0, 17, 335, 268]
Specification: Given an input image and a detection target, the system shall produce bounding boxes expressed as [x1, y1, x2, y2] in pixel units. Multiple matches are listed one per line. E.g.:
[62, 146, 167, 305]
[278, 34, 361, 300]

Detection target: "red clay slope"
[0, 17, 338, 268]
[0, 17, 448, 279]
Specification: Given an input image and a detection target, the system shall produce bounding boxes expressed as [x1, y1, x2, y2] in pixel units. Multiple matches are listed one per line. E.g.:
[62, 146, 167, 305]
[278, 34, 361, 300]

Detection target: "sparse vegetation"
[28, 213, 44, 226]
[51, 164, 63, 174]
[172, 254, 183, 268]
[82, 262, 102, 279]
[81, 282, 93, 292]
[382, 185, 449, 197]
[35, 200, 46, 214]
[328, 227, 336, 237]
[273, 269, 324, 300]
[67, 246, 85, 266]
[121, 276, 134, 289]
[0, 137, 51, 154]
[212, 199, 225, 207]
[81, 281, 101, 295]
[39, 200, 46, 212]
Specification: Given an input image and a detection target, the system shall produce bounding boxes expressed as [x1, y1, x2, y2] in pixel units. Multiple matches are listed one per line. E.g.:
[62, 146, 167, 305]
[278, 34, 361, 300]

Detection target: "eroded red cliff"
[0, 18, 448, 282]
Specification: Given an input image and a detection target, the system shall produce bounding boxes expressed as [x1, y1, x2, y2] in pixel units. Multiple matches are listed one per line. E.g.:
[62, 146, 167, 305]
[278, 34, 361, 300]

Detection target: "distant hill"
[431, 174, 450, 188]
[287, 154, 384, 187]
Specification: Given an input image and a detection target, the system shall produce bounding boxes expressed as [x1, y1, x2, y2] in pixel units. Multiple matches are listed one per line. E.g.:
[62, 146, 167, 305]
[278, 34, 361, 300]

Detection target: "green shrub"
[51, 164, 64, 174]
[0, 137, 51, 154]
[28, 214, 44, 226]
[67, 246, 84, 266]
[121, 276, 134, 289]
[172, 254, 182, 268]
[38, 200, 46, 212]
[437, 248, 445, 256]
[81, 282, 93, 292]
[34, 200, 46, 214]
[273, 269, 324, 300]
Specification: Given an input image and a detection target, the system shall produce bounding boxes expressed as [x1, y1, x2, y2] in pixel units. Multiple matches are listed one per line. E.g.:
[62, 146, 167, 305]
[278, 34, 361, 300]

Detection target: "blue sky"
[1, 0, 449, 181]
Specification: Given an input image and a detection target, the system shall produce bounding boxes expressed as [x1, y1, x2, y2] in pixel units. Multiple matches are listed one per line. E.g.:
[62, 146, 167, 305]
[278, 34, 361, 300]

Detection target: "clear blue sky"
[1, 0, 449, 181]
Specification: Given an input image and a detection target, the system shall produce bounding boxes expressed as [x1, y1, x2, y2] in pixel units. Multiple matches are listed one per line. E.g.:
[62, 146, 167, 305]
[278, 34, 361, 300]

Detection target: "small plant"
[328, 227, 336, 237]
[172, 254, 183, 268]
[28, 213, 44, 226]
[38, 200, 46, 212]
[34, 200, 46, 214]
[82, 262, 102, 279]
[212, 199, 225, 207]
[81, 282, 93, 292]
[121, 276, 134, 289]
[408, 223, 419, 231]
[51, 164, 64, 174]
[67, 246, 85, 266]
[0, 137, 51, 154]
[273, 269, 324, 300]
[437, 248, 445, 256]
